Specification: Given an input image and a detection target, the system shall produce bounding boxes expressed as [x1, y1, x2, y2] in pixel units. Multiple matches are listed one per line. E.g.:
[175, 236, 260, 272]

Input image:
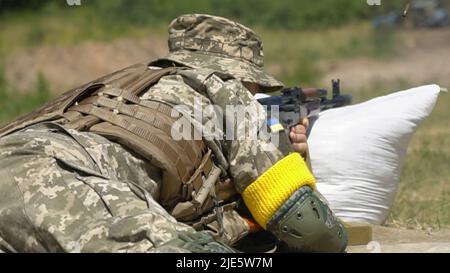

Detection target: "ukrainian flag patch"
[268, 118, 284, 133]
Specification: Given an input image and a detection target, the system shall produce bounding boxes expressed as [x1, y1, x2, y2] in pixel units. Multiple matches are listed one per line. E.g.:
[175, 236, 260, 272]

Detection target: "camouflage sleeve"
[0, 127, 220, 253]
[141, 71, 285, 193]
[202, 74, 285, 193]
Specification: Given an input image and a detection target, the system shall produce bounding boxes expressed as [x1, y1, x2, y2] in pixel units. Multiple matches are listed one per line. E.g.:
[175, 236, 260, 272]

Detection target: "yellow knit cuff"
[242, 153, 316, 229]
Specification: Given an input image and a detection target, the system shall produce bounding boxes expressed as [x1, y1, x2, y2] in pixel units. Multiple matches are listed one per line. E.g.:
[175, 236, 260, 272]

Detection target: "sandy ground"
[4, 28, 450, 93]
[348, 225, 450, 253]
[4, 36, 168, 93]
[320, 28, 450, 91]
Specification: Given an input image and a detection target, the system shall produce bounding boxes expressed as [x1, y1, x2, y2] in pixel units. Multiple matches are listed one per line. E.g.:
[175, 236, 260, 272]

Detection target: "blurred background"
[0, 0, 449, 230]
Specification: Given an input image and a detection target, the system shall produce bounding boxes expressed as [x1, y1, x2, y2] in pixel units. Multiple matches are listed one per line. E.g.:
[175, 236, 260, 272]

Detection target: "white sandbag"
[308, 84, 442, 224]
[254, 93, 270, 100]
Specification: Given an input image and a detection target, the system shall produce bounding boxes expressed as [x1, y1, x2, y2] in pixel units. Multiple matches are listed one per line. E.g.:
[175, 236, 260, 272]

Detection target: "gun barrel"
[337, 94, 353, 106]
[322, 94, 352, 110]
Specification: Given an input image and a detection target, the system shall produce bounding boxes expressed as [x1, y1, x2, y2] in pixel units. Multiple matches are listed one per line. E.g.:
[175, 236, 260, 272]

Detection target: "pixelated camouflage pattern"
[163, 14, 283, 91]
[168, 14, 264, 66]
[0, 123, 195, 252]
[0, 15, 291, 252]
[0, 67, 285, 252]
[143, 68, 285, 193]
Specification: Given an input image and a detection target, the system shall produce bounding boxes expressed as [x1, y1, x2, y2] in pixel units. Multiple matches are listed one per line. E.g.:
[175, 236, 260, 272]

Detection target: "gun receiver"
[257, 79, 352, 130]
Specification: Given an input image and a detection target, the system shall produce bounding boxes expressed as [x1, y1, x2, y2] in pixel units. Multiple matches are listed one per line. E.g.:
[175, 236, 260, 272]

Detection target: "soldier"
[0, 14, 347, 253]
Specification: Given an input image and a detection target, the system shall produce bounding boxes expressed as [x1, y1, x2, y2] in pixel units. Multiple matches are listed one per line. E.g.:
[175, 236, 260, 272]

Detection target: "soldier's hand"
[289, 118, 309, 157]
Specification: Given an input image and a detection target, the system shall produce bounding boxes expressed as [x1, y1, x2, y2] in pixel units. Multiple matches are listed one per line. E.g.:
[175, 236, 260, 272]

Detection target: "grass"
[0, 7, 395, 84]
[351, 80, 450, 231]
[387, 92, 450, 230]
[259, 23, 397, 86]
[0, 6, 166, 59]
[0, 67, 51, 124]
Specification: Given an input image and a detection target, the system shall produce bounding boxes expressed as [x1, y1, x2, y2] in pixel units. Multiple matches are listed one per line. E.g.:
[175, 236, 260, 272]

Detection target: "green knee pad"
[267, 186, 348, 253]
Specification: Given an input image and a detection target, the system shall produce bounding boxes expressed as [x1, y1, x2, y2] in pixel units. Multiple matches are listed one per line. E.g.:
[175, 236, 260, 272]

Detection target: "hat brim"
[163, 50, 284, 92]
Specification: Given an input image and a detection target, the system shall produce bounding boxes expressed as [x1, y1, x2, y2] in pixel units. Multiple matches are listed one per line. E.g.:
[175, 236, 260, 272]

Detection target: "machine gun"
[257, 79, 352, 131]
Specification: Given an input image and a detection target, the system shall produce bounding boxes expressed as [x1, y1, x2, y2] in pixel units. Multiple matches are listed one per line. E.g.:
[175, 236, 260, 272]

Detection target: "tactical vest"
[0, 63, 239, 227]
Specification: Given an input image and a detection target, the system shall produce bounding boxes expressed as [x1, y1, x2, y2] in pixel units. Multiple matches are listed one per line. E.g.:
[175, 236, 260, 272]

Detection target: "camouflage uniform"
[0, 14, 288, 253]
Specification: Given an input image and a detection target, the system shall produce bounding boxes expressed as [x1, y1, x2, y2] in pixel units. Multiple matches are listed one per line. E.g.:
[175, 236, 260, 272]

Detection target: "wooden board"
[344, 222, 373, 246]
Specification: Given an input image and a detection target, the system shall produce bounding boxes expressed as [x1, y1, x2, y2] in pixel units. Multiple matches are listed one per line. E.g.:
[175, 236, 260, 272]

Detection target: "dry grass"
[349, 80, 449, 230]
[386, 93, 450, 230]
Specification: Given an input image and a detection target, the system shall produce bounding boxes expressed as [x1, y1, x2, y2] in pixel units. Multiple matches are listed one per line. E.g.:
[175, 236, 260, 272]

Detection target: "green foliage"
[92, 0, 378, 29]
[371, 27, 396, 58]
[36, 72, 51, 98]
[351, 80, 450, 230]
[0, 68, 52, 124]
[0, 0, 399, 61]
[387, 96, 450, 230]
[0, 0, 54, 14]
[278, 55, 322, 87]
[1, 0, 378, 29]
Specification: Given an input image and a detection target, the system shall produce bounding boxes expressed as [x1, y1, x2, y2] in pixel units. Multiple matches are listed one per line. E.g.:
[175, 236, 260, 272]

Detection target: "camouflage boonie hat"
[163, 14, 284, 92]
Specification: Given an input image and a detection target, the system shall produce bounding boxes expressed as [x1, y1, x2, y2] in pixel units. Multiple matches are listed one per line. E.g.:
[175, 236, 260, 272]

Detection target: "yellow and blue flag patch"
[268, 118, 284, 133]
